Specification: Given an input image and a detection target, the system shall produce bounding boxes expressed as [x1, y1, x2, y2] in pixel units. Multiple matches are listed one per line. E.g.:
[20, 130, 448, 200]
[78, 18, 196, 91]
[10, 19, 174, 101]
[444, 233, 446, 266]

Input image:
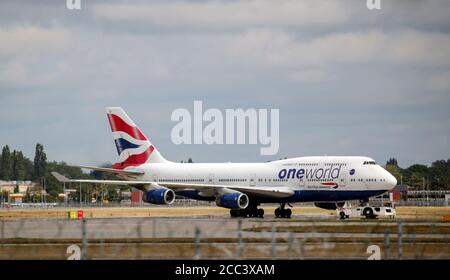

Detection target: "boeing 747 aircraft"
[52, 107, 397, 218]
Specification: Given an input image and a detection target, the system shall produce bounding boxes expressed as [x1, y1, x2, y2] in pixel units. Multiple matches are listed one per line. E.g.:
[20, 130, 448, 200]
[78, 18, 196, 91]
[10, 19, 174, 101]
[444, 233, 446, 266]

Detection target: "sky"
[0, 0, 449, 168]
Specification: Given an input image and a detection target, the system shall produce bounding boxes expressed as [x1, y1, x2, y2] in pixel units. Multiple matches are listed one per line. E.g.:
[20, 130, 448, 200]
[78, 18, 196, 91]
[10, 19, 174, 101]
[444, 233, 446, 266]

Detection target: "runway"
[1, 206, 449, 220]
[2, 217, 450, 239]
[1, 214, 449, 259]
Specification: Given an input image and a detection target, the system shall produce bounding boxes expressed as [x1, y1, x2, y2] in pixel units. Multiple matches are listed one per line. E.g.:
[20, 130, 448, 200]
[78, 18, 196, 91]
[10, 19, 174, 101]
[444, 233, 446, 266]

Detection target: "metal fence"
[1, 217, 449, 260]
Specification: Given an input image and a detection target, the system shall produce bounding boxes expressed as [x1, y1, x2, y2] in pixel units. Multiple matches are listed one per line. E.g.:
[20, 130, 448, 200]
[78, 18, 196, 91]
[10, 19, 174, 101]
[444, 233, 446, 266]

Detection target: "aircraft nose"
[386, 173, 397, 189]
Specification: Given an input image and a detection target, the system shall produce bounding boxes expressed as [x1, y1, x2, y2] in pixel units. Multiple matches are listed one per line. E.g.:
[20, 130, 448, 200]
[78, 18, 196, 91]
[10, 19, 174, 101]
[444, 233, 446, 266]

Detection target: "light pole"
[63, 181, 66, 206]
[422, 177, 425, 206]
[43, 177, 46, 206]
[41, 177, 44, 207]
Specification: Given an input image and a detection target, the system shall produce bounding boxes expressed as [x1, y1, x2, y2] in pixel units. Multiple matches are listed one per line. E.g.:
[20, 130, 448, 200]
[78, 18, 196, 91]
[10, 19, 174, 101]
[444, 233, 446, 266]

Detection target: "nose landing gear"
[274, 203, 292, 218]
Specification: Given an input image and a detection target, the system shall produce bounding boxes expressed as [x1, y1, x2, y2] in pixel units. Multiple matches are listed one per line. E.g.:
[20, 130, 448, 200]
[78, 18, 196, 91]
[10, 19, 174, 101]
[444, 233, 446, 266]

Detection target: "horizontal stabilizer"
[51, 172, 149, 185]
[75, 165, 145, 175]
[51, 172, 69, 182]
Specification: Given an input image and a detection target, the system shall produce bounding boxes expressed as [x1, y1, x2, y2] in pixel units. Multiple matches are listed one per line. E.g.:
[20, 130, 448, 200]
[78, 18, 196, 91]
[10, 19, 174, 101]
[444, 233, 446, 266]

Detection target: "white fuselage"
[123, 156, 397, 203]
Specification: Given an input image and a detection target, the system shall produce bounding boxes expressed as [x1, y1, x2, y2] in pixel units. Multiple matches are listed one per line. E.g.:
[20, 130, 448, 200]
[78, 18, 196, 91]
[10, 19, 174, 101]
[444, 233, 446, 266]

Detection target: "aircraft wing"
[51, 172, 294, 198]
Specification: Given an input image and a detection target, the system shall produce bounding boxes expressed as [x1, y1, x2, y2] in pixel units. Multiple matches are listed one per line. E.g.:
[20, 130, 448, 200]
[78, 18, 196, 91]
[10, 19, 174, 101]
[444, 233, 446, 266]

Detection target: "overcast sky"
[0, 0, 449, 168]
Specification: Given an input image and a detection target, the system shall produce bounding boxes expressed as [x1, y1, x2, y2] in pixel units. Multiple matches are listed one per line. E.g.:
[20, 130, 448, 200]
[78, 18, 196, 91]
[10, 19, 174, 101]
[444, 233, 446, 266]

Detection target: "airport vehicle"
[52, 107, 397, 219]
[337, 205, 396, 219]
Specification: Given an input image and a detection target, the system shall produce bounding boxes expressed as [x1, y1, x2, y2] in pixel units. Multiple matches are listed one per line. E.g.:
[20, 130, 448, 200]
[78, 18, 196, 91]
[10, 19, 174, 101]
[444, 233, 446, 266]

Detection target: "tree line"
[0, 144, 120, 203]
[0, 144, 47, 182]
[384, 157, 450, 190]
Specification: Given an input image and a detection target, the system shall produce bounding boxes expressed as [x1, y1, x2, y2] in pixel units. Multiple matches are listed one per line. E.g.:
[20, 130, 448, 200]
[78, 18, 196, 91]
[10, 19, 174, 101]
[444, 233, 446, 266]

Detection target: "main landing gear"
[274, 203, 292, 219]
[230, 203, 264, 218]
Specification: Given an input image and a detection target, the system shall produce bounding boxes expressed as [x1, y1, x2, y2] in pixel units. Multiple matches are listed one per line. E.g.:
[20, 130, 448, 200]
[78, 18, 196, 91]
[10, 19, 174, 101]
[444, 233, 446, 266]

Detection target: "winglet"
[51, 172, 69, 182]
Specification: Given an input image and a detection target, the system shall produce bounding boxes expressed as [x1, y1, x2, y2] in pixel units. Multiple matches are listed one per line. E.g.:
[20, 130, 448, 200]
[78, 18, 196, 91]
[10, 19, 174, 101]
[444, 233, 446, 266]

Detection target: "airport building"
[0, 181, 36, 204]
[0, 180, 35, 193]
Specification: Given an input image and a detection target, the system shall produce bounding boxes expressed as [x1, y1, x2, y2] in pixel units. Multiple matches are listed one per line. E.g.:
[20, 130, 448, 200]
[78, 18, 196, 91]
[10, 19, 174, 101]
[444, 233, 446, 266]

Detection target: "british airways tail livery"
[107, 107, 168, 166]
[52, 107, 397, 218]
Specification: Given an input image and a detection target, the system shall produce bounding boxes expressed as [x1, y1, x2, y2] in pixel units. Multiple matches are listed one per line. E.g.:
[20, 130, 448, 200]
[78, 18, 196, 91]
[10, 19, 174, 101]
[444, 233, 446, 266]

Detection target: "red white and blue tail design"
[106, 107, 168, 169]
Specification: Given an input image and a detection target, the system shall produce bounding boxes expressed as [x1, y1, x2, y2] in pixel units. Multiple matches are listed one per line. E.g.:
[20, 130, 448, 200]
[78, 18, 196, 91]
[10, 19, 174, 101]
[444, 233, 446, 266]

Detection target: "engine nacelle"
[216, 192, 249, 209]
[143, 188, 175, 205]
[314, 202, 345, 210]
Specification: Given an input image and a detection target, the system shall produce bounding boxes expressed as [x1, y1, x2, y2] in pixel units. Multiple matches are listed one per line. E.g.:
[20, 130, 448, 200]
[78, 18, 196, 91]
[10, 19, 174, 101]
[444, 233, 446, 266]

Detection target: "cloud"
[429, 70, 450, 92]
[226, 29, 450, 68]
[378, 0, 450, 27]
[0, 25, 71, 58]
[0, 25, 73, 89]
[93, 0, 349, 30]
[288, 68, 325, 83]
[0, 0, 449, 167]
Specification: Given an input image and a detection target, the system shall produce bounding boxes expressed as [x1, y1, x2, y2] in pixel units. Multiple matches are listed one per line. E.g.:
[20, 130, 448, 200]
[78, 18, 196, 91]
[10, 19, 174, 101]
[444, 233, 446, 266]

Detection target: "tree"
[409, 172, 425, 189]
[90, 162, 116, 180]
[188, 158, 193, 163]
[386, 158, 398, 167]
[385, 164, 402, 184]
[33, 143, 47, 180]
[428, 160, 448, 190]
[0, 145, 12, 180]
[24, 158, 34, 181]
[12, 150, 26, 181]
[446, 159, 450, 189]
[407, 164, 428, 175]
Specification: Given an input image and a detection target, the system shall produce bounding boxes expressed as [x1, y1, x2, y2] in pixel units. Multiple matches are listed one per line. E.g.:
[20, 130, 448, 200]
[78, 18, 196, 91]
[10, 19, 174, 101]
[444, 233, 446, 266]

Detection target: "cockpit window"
[363, 161, 376, 165]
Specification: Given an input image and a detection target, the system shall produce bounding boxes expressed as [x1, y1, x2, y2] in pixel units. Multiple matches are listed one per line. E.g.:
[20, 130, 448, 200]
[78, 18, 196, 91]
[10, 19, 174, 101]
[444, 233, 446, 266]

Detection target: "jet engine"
[215, 192, 249, 209]
[142, 187, 175, 205]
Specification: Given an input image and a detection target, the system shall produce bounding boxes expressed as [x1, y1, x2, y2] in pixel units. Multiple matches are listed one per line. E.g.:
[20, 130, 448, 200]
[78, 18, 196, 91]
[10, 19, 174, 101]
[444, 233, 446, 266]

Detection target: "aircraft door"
[249, 173, 256, 186]
[339, 170, 346, 187]
[298, 176, 305, 188]
[208, 173, 215, 184]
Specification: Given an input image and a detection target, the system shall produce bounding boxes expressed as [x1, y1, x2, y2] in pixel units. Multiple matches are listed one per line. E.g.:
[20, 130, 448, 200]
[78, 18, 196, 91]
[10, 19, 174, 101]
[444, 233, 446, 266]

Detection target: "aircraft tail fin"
[106, 107, 168, 169]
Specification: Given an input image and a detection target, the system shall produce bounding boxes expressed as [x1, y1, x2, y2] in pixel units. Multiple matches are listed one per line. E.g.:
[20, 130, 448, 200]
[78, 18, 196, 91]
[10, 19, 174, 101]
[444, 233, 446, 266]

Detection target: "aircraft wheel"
[230, 209, 239, 217]
[339, 211, 346, 220]
[239, 210, 245, 218]
[286, 209, 292, 218]
[258, 208, 264, 218]
[274, 208, 280, 218]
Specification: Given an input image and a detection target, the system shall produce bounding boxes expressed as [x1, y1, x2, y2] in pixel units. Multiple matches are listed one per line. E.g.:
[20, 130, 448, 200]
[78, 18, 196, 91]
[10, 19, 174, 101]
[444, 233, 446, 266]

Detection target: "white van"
[337, 206, 396, 219]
